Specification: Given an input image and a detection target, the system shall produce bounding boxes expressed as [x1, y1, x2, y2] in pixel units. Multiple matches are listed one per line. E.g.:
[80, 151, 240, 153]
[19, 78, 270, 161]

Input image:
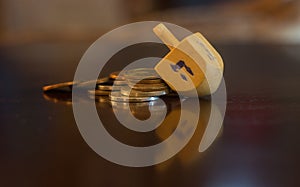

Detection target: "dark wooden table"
[1, 41, 300, 186]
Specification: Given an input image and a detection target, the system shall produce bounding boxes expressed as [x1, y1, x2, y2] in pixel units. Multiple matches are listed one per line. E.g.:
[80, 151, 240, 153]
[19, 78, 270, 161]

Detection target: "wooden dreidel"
[153, 23, 224, 97]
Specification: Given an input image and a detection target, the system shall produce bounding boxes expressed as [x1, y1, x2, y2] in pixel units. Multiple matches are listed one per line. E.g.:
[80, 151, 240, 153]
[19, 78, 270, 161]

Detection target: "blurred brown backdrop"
[0, 0, 299, 45]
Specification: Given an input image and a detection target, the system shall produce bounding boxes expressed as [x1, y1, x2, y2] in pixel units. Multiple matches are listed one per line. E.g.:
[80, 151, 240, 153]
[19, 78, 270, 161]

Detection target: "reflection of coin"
[121, 86, 169, 97]
[110, 101, 151, 109]
[124, 68, 160, 80]
[109, 92, 158, 102]
[89, 94, 109, 103]
[165, 91, 180, 97]
[96, 97, 109, 103]
[43, 92, 72, 105]
[110, 100, 166, 111]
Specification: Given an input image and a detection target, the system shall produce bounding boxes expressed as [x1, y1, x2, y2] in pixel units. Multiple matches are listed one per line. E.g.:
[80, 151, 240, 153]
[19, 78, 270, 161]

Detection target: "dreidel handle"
[153, 23, 180, 50]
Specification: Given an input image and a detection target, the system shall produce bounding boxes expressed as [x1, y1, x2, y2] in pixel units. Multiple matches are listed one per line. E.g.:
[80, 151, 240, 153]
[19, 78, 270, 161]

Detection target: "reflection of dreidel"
[155, 99, 223, 170]
[153, 23, 224, 97]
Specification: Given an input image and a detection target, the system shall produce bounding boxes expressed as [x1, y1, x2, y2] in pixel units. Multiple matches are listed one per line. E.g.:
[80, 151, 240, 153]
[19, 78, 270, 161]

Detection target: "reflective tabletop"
[1, 42, 300, 186]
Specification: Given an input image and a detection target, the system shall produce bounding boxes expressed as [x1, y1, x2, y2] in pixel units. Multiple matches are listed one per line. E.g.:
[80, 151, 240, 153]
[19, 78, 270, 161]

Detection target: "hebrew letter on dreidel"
[153, 23, 224, 97]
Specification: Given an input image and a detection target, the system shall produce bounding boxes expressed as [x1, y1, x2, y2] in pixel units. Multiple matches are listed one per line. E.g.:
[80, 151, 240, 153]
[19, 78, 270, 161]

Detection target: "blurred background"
[0, 0, 300, 45]
[1, 1, 300, 186]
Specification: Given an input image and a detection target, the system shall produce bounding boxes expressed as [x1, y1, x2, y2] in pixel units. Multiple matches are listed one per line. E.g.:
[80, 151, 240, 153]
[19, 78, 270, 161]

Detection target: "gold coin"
[113, 79, 127, 86]
[127, 78, 164, 84]
[121, 86, 169, 97]
[78, 77, 110, 87]
[88, 90, 112, 96]
[43, 77, 110, 92]
[109, 92, 158, 103]
[96, 78, 124, 91]
[109, 71, 125, 80]
[124, 68, 160, 80]
[128, 83, 168, 91]
[97, 85, 122, 91]
[43, 81, 74, 92]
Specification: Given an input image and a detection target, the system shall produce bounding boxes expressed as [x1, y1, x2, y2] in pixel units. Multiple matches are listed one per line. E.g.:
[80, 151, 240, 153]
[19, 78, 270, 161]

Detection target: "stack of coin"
[109, 68, 170, 103]
[44, 68, 172, 102]
[89, 71, 127, 96]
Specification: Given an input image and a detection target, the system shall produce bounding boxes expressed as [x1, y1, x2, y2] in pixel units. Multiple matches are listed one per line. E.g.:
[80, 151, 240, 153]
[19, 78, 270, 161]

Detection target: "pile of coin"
[43, 68, 174, 103]
[89, 68, 170, 102]
[88, 75, 126, 96]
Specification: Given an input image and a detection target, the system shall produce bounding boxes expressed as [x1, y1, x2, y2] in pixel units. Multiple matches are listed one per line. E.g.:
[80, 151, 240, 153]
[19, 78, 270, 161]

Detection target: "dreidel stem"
[153, 23, 180, 50]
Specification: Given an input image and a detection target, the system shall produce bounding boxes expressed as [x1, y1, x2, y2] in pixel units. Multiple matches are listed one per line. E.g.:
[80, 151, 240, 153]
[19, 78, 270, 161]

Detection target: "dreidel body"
[153, 23, 224, 97]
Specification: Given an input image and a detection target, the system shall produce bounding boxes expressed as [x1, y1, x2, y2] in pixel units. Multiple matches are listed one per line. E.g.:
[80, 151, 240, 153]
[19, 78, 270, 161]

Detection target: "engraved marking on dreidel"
[170, 60, 194, 81]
